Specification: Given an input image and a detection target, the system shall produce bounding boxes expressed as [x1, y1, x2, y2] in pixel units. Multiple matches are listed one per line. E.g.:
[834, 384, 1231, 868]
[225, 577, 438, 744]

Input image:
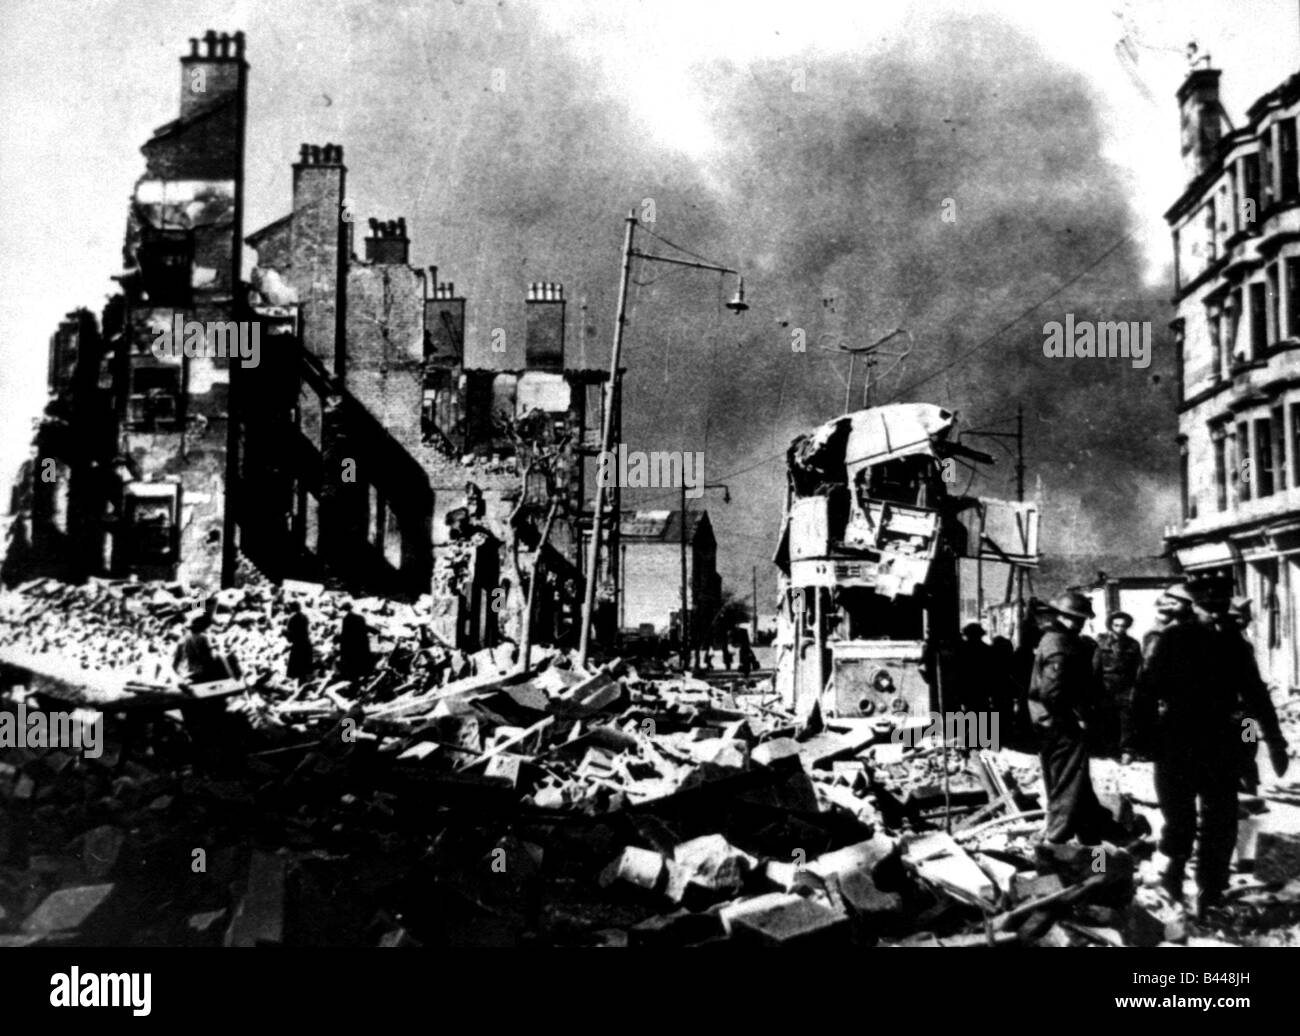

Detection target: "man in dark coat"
[336, 600, 373, 681]
[1135, 577, 1290, 914]
[954, 623, 993, 714]
[1093, 610, 1143, 762]
[284, 601, 314, 683]
[1223, 598, 1285, 795]
[1028, 591, 1114, 844]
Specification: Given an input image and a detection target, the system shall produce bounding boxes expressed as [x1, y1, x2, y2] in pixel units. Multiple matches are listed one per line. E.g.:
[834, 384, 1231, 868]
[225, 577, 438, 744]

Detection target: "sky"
[1, 0, 1298, 607]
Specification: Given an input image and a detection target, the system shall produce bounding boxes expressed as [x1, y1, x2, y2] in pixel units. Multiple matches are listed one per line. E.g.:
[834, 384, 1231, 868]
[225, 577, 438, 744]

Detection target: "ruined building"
[8, 32, 611, 654]
[20, 30, 249, 587]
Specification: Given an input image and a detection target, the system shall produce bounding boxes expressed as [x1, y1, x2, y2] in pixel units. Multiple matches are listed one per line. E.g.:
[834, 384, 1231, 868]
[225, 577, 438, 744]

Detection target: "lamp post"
[577, 212, 747, 667]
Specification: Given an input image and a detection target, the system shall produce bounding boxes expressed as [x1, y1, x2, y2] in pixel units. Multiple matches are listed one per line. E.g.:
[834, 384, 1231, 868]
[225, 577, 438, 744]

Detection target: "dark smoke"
[239, 3, 1177, 602]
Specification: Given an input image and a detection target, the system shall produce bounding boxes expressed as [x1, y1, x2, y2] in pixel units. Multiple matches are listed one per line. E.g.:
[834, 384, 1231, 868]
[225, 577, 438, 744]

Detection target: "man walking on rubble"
[1142, 584, 1195, 659]
[284, 601, 314, 684]
[172, 609, 224, 686]
[336, 600, 373, 681]
[1093, 611, 1142, 762]
[1134, 576, 1290, 915]
[1221, 598, 1284, 795]
[1028, 591, 1115, 844]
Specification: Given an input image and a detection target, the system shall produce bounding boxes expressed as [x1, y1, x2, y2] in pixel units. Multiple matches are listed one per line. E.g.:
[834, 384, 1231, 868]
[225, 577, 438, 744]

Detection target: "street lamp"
[577, 211, 748, 667]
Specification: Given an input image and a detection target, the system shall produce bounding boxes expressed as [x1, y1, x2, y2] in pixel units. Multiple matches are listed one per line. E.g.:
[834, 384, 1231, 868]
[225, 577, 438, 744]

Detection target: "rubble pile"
[4, 576, 1300, 947]
[0, 576, 449, 695]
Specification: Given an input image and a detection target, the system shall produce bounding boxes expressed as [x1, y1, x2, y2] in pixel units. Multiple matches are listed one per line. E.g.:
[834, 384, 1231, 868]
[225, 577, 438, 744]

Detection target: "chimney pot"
[204, 29, 218, 57]
[189, 37, 199, 57]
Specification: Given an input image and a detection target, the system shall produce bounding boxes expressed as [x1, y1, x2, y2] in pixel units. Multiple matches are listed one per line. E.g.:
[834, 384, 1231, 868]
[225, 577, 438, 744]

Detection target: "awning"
[1174, 540, 1237, 570]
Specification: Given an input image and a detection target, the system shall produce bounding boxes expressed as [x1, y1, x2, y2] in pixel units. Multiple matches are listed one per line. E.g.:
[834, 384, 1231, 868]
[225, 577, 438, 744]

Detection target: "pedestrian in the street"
[955, 622, 993, 713]
[1010, 600, 1053, 744]
[989, 634, 1016, 735]
[1134, 577, 1290, 915]
[732, 626, 757, 676]
[1093, 610, 1142, 762]
[336, 600, 374, 681]
[1027, 591, 1114, 844]
[1217, 597, 1287, 796]
[284, 600, 314, 683]
[172, 609, 223, 686]
[1142, 583, 1195, 659]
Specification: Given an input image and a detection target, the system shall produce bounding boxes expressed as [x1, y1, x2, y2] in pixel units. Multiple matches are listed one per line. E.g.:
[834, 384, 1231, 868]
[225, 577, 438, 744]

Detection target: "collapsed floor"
[3, 576, 1300, 947]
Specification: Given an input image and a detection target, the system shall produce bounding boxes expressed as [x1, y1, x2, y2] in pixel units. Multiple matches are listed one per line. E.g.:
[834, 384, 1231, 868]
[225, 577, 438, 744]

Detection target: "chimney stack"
[179, 29, 246, 119]
[365, 216, 410, 265]
[525, 282, 566, 371]
[290, 142, 348, 373]
[425, 269, 465, 368]
[1178, 64, 1224, 183]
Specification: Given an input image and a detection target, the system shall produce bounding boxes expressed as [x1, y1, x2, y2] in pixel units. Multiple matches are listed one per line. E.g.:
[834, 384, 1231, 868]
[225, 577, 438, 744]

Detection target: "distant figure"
[1221, 597, 1285, 796]
[284, 601, 314, 683]
[1093, 611, 1142, 761]
[1011, 600, 1052, 739]
[732, 627, 758, 676]
[721, 639, 733, 671]
[954, 623, 993, 713]
[989, 634, 1015, 729]
[336, 601, 373, 681]
[173, 609, 223, 686]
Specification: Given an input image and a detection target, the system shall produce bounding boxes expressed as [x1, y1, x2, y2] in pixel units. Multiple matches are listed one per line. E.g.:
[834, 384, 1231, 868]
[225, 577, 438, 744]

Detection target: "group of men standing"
[172, 597, 375, 689]
[1025, 579, 1290, 916]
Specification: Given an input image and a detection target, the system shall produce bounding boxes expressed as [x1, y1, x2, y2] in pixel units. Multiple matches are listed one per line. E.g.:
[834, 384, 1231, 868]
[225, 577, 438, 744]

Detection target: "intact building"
[607, 509, 720, 644]
[1165, 59, 1300, 690]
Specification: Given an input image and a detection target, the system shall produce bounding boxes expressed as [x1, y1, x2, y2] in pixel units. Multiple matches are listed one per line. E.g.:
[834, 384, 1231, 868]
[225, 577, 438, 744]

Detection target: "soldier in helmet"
[1135, 576, 1290, 915]
[1142, 583, 1195, 660]
[1028, 591, 1113, 843]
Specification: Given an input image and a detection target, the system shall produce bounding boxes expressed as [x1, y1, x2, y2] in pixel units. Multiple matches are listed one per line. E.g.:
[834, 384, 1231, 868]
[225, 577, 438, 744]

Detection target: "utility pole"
[751, 565, 758, 640]
[1015, 404, 1025, 624]
[577, 213, 748, 667]
[578, 211, 636, 667]
[961, 403, 1030, 636]
[1015, 404, 1025, 503]
[680, 481, 690, 672]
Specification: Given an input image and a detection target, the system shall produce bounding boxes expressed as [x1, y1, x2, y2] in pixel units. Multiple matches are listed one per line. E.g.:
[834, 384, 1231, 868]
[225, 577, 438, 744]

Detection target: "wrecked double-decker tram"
[774, 403, 1039, 724]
